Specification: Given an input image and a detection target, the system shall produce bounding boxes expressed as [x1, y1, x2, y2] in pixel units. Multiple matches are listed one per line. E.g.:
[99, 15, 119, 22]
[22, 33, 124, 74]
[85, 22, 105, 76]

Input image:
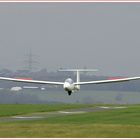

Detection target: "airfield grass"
[0, 104, 140, 137]
[0, 104, 91, 117]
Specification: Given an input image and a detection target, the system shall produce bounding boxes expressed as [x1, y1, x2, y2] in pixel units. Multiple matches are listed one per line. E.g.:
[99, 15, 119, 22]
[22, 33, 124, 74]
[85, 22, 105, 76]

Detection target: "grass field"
[0, 104, 140, 137]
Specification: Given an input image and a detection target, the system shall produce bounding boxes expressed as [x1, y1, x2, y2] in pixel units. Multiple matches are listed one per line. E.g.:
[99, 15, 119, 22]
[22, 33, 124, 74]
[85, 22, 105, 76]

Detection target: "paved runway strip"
[0, 106, 127, 122]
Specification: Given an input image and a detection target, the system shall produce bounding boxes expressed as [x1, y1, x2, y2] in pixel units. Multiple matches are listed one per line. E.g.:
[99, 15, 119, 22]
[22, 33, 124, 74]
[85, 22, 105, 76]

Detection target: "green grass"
[41, 105, 140, 125]
[0, 123, 140, 137]
[0, 104, 140, 137]
[0, 104, 93, 117]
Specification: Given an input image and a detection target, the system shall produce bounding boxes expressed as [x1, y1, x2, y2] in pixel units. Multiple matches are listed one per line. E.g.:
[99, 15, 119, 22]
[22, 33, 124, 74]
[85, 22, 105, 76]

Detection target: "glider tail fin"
[76, 70, 80, 90]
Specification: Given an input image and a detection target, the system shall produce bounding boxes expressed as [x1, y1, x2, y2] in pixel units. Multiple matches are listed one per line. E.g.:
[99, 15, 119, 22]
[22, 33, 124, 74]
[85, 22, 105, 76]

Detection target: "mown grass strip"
[0, 104, 95, 117]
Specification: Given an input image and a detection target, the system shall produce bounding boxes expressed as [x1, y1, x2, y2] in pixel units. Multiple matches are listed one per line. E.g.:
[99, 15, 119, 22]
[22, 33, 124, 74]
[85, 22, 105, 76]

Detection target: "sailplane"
[0, 69, 140, 95]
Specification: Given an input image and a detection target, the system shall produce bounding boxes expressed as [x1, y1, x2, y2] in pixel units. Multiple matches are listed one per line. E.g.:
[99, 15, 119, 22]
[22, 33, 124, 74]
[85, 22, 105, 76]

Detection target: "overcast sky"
[0, 3, 140, 76]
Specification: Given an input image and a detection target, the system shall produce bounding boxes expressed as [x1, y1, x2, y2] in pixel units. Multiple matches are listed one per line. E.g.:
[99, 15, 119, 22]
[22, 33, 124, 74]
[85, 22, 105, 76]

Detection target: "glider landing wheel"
[68, 91, 72, 96]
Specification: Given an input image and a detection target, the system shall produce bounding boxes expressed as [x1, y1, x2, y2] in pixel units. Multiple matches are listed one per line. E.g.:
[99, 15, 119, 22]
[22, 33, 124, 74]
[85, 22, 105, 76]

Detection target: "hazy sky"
[0, 3, 140, 76]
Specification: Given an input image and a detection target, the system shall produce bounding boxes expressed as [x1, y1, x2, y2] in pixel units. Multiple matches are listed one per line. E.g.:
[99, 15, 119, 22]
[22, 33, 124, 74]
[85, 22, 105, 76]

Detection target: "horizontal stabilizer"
[59, 69, 98, 72]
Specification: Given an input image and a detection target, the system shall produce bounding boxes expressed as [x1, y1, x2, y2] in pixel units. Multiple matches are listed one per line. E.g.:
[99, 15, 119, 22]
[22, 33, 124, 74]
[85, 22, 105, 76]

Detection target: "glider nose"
[64, 82, 71, 91]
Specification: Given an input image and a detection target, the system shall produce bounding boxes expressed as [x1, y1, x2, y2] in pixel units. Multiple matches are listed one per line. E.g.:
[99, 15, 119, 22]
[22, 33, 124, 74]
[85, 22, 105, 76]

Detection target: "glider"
[0, 69, 140, 95]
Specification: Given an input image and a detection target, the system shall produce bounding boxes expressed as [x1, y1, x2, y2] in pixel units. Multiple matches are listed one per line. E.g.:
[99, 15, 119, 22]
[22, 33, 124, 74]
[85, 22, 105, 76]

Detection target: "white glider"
[0, 69, 140, 95]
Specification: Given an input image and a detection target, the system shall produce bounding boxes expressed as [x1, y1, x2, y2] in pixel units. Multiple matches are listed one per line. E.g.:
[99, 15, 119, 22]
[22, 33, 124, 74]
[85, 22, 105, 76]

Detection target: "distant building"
[10, 87, 22, 91]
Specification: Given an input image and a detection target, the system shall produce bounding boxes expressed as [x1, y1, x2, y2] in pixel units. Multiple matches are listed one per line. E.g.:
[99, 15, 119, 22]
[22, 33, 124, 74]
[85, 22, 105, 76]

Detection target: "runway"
[0, 106, 127, 122]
